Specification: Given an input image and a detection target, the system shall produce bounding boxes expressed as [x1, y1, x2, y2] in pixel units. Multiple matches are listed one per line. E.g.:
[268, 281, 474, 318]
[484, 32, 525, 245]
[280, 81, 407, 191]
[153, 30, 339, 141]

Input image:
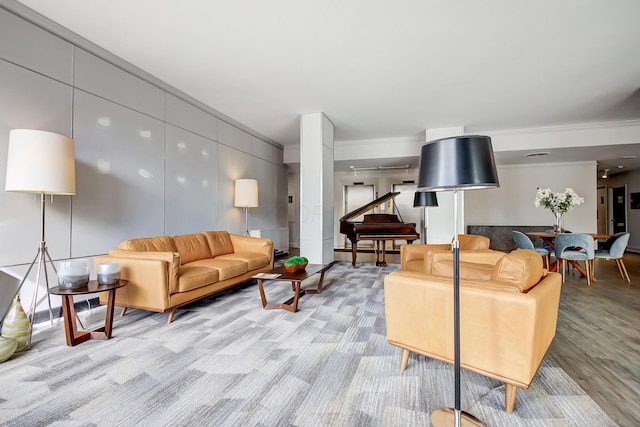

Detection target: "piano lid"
[339, 192, 400, 222]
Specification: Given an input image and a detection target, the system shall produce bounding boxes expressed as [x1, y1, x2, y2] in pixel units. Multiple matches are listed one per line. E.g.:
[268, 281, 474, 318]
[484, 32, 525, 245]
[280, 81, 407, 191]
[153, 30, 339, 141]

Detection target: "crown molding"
[479, 120, 640, 137]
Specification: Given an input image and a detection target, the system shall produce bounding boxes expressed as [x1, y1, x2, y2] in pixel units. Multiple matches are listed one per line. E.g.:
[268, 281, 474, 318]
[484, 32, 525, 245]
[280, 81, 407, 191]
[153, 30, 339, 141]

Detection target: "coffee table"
[48, 279, 128, 346]
[255, 264, 330, 312]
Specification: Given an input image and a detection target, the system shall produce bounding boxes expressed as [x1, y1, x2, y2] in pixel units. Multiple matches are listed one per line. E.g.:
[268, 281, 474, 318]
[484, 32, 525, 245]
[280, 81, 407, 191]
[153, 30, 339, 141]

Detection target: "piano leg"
[376, 240, 387, 267]
[351, 242, 358, 267]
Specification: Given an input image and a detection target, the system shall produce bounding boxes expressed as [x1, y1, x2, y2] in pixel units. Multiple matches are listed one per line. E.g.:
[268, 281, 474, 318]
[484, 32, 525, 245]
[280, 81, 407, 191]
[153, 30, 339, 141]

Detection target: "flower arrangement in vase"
[534, 187, 584, 232]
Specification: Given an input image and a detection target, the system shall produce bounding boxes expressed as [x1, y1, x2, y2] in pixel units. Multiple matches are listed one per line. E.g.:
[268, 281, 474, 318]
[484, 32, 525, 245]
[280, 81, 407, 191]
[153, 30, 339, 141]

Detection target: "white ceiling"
[13, 0, 640, 175]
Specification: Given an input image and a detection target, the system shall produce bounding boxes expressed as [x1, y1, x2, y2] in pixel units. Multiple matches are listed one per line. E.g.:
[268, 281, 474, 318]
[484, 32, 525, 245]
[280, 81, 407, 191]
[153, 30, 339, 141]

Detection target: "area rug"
[0, 262, 617, 426]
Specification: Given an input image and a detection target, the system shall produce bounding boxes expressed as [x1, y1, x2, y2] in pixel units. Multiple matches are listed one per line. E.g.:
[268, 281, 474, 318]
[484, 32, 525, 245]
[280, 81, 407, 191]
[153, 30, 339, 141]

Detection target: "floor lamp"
[417, 135, 499, 427]
[234, 179, 258, 236]
[413, 191, 438, 243]
[5, 129, 76, 349]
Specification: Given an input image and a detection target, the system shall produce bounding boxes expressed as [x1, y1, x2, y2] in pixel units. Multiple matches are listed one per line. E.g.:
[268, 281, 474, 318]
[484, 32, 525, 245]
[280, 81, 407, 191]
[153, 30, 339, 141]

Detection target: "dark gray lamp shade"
[418, 135, 500, 191]
[413, 191, 438, 207]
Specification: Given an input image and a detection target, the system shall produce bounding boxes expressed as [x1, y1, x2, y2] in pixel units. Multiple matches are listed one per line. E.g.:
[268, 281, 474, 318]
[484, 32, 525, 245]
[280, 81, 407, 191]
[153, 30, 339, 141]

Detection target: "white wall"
[466, 162, 598, 233]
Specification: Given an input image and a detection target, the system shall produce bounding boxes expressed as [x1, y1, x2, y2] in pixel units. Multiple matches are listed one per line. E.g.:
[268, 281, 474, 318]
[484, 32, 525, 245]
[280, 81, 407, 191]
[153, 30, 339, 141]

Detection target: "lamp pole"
[16, 194, 57, 349]
[244, 206, 250, 236]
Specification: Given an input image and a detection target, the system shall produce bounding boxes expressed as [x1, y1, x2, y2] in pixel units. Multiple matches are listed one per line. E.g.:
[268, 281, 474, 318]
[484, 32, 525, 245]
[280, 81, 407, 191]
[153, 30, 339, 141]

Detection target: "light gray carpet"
[0, 262, 617, 426]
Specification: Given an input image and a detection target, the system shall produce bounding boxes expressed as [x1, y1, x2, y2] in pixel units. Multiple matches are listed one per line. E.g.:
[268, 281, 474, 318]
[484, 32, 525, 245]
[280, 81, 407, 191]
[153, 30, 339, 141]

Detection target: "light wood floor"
[325, 248, 640, 426]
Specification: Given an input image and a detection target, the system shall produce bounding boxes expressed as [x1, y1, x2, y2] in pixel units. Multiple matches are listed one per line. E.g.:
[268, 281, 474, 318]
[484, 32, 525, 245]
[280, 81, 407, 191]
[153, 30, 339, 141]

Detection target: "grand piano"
[339, 191, 419, 267]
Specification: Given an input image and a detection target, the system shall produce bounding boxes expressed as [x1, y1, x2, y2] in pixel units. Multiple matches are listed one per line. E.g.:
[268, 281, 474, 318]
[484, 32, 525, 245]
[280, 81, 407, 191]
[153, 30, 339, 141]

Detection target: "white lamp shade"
[234, 179, 258, 207]
[5, 129, 76, 195]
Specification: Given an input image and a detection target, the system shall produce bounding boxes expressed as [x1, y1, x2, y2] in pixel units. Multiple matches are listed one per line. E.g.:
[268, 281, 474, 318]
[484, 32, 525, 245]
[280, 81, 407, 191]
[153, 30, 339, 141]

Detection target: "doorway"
[610, 185, 627, 234]
[597, 186, 607, 235]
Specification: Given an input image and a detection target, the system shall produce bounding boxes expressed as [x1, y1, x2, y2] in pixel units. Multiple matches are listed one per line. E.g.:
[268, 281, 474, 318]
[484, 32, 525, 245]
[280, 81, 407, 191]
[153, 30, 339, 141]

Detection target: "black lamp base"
[431, 408, 484, 427]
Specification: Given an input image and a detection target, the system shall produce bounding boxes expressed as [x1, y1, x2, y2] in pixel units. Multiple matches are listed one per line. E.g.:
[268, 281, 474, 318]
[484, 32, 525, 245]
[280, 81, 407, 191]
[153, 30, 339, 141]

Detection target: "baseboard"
[33, 297, 100, 324]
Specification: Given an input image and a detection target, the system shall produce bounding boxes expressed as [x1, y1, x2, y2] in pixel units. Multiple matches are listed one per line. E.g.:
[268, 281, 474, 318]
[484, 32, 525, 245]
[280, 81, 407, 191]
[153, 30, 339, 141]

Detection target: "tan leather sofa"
[95, 231, 274, 323]
[401, 234, 490, 273]
[384, 249, 562, 413]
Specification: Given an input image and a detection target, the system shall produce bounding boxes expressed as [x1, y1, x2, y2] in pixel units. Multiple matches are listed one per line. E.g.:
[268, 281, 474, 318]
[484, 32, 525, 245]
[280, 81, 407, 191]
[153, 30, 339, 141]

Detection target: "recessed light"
[618, 165, 624, 169]
[620, 155, 637, 159]
[523, 152, 550, 158]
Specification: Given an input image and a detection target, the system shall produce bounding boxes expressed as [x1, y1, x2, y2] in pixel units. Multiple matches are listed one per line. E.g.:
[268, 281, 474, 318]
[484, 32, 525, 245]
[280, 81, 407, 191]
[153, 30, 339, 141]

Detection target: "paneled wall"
[0, 7, 286, 312]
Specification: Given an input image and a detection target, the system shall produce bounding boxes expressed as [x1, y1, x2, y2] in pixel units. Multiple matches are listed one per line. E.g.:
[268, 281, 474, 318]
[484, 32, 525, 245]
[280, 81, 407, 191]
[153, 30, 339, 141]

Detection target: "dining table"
[525, 231, 612, 281]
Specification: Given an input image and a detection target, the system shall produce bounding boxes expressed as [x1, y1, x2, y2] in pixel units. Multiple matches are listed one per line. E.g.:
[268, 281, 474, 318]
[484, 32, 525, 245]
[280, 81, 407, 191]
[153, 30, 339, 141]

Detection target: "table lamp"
[417, 135, 499, 427]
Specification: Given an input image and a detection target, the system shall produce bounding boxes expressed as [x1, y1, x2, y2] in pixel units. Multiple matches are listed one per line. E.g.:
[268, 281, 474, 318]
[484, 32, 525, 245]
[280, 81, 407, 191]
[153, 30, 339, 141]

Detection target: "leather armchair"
[385, 249, 562, 413]
[401, 234, 491, 273]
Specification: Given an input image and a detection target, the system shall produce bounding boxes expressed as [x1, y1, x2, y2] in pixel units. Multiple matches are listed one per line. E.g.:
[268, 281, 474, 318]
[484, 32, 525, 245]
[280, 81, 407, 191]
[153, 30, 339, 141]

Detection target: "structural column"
[300, 113, 335, 264]
[424, 127, 465, 243]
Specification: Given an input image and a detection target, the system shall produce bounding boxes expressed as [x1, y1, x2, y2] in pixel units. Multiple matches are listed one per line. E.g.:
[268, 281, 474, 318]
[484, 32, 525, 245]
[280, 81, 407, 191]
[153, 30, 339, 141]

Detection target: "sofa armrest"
[384, 270, 562, 386]
[96, 250, 180, 307]
[229, 234, 275, 267]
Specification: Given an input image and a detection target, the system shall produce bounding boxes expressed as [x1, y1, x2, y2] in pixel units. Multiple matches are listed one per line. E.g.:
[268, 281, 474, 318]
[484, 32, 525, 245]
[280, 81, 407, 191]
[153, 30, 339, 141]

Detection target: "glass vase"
[553, 211, 565, 233]
[1, 296, 31, 352]
[57, 260, 90, 289]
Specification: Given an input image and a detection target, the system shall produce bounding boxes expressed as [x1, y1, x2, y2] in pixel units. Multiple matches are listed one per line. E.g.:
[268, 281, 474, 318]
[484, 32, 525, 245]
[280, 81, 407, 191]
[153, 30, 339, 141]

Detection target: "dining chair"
[512, 230, 550, 269]
[594, 232, 631, 282]
[554, 233, 595, 286]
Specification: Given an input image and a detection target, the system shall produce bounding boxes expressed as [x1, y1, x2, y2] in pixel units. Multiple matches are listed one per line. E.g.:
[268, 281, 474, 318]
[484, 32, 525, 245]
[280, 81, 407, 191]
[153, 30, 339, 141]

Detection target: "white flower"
[535, 187, 584, 214]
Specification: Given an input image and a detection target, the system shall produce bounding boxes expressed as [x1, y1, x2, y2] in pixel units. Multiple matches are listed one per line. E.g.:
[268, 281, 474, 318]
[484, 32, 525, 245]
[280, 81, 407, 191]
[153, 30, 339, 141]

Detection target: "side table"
[48, 280, 128, 346]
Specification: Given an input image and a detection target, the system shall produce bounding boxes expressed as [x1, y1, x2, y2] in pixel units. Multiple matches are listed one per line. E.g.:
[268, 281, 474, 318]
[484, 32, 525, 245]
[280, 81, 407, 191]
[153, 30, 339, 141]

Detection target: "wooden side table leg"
[61, 295, 76, 346]
[104, 289, 116, 338]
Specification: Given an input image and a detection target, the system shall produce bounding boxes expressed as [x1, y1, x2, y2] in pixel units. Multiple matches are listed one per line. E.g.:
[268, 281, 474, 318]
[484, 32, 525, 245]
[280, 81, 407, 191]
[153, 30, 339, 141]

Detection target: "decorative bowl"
[57, 260, 90, 289]
[285, 262, 308, 273]
[97, 262, 121, 285]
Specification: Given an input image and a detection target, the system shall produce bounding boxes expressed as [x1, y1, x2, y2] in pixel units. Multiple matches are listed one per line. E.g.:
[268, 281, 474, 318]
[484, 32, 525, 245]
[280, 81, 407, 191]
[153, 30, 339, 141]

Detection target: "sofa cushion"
[491, 249, 545, 292]
[188, 258, 248, 280]
[176, 265, 219, 293]
[203, 231, 235, 257]
[120, 235, 177, 252]
[173, 233, 212, 265]
[215, 253, 270, 270]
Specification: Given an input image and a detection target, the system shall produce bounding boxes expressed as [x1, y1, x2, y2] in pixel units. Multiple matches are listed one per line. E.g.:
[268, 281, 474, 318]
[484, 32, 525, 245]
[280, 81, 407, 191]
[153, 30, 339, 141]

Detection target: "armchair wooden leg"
[586, 260, 592, 286]
[400, 348, 411, 371]
[120, 307, 128, 317]
[505, 383, 519, 413]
